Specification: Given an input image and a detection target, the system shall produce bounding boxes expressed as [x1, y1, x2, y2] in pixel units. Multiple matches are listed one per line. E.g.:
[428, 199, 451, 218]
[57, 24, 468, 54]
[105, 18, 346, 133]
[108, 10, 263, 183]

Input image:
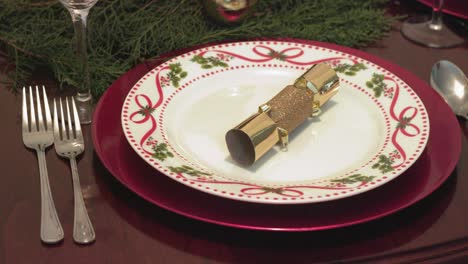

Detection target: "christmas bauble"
[201, 0, 258, 24]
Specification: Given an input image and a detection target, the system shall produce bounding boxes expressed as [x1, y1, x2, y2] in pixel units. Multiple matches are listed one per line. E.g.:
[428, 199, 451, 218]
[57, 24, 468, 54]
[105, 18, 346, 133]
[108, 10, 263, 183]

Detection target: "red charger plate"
[92, 40, 461, 231]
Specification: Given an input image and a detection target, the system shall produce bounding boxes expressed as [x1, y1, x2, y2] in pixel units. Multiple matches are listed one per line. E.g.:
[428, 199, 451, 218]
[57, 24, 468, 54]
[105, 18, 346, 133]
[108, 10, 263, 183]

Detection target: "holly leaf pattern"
[169, 165, 211, 177]
[268, 50, 287, 61]
[151, 143, 174, 161]
[397, 116, 413, 129]
[191, 55, 229, 69]
[167, 63, 187, 87]
[137, 105, 155, 116]
[334, 63, 367, 76]
[261, 187, 284, 194]
[330, 174, 376, 184]
[366, 73, 386, 98]
[372, 154, 394, 173]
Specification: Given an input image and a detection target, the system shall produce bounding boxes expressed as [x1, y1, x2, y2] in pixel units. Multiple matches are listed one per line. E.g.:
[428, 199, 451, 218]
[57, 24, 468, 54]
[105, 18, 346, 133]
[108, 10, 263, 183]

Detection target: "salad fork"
[22, 85, 64, 243]
[53, 97, 95, 244]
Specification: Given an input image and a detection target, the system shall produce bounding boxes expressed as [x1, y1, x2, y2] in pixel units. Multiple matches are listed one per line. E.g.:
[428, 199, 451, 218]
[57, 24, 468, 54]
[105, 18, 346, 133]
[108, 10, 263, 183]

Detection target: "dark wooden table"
[1, 2, 468, 264]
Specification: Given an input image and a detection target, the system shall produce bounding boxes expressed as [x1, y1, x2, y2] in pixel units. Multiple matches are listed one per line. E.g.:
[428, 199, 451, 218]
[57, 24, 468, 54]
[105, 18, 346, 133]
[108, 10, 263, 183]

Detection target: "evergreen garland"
[0, 0, 394, 99]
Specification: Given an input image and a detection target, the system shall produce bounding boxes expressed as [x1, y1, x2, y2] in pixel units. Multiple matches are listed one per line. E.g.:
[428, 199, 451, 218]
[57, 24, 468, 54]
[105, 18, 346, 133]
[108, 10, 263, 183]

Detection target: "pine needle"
[0, 0, 395, 99]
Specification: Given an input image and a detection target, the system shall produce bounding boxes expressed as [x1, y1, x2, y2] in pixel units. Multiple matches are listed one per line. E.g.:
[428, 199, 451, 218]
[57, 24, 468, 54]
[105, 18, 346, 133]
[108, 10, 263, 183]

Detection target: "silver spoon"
[430, 60, 468, 120]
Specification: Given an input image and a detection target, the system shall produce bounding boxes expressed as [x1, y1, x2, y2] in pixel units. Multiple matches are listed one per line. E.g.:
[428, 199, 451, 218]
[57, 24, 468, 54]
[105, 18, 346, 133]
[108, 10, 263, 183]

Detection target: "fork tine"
[22, 87, 29, 133]
[42, 86, 52, 131]
[35, 85, 45, 132]
[59, 98, 67, 140]
[53, 99, 61, 141]
[65, 97, 74, 139]
[29, 86, 37, 132]
[71, 97, 83, 140]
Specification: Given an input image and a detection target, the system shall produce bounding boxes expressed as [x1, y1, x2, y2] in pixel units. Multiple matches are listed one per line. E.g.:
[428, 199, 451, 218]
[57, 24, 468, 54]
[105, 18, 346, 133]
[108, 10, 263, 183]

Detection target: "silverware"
[430, 60, 468, 120]
[22, 85, 64, 244]
[53, 97, 95, 244]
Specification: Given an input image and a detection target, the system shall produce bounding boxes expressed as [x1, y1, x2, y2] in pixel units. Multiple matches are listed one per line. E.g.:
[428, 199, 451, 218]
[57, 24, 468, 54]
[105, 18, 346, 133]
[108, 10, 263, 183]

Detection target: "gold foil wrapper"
[294, 63, 340, 113]
[225, 112, 279, 166]
[226, 63, 340, 166]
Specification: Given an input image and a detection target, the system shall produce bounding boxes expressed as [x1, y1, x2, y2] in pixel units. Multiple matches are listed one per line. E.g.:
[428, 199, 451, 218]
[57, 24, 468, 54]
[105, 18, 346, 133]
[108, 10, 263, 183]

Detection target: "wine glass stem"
[69, 9, 93, 124]
[429, 0, 445, 30]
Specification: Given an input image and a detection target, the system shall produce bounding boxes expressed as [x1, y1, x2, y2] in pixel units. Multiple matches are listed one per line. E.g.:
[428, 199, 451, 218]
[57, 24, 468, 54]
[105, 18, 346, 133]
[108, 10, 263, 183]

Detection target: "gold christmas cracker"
[225, 63, 340, 166]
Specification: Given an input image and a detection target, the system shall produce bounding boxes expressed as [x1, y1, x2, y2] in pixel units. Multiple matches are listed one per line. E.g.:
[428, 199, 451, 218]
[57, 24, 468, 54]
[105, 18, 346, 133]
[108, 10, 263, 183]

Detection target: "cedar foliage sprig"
[0, 0, 394, 99]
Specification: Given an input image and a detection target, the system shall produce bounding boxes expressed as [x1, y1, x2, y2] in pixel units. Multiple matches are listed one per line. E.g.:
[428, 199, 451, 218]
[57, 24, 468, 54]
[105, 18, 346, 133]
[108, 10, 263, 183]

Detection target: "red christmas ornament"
[201, 0, 258, 24]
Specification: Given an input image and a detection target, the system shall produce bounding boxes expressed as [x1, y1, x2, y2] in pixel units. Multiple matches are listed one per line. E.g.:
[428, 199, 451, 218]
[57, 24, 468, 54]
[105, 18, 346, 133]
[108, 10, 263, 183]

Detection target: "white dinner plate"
[121, 41, 429, 204]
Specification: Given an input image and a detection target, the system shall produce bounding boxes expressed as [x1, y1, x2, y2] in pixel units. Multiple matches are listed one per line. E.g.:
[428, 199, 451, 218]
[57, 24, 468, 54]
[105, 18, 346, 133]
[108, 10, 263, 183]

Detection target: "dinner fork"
[22, 86, 64, 244]
[53, 97, 95, 244]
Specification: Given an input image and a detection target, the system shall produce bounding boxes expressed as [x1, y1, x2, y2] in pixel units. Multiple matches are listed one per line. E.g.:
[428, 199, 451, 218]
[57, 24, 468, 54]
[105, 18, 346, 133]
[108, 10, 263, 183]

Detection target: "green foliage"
[138, 105, 155, 116]
[268, 50, 287, 61]
[261, 187, 284, 194]
[151, 143, 174, 161]
[168, 165, 211, 177]
[333, 62, 367, 76]
[191, 55, 228, 69]
[331, 174, 376, 184]
[366, 73, 386, 97]
[0, 0, 395, 99]
[397, 116, 413, 129]
[167, 63, 187, 87]
[372, 154, 394, 173]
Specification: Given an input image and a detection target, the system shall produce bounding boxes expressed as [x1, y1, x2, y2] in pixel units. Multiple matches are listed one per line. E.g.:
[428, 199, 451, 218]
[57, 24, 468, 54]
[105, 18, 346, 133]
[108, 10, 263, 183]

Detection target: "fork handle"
[70, 158, 95, 244]
[37, 150, 64, 243]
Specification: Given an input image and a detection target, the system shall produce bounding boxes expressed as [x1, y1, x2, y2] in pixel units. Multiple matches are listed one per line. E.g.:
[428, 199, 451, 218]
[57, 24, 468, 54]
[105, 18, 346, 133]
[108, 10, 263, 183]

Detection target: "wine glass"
[59, 0, 98, 124]
[401, 0, 464, 48]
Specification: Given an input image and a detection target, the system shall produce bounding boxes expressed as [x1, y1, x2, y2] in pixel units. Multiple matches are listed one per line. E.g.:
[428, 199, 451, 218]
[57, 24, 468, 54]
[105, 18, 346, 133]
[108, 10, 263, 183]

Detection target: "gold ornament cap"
[225, 110, 279, 166]
[294, 63, 340, 115]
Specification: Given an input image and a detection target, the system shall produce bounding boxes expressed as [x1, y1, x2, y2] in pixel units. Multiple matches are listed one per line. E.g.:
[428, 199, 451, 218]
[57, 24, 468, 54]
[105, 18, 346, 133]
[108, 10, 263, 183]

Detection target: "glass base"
[401, 16, 464, 48]
[75, 92, 93, 124]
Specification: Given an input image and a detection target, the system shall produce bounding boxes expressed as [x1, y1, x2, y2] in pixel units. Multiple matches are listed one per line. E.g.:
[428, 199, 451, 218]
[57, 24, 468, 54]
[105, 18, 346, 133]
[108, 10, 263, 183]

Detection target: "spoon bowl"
[430, 60, 468, 120]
